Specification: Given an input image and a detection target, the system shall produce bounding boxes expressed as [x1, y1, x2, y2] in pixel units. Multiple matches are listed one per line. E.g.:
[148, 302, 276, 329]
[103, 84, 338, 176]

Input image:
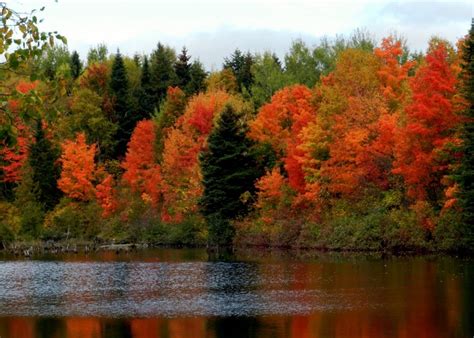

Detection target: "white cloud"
[10, 0, 473, 68]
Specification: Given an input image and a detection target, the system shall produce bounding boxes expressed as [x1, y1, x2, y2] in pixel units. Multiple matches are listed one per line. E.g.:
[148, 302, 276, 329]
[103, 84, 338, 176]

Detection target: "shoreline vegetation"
[0, 235, 470, 257]
[1, 5, 473, 254]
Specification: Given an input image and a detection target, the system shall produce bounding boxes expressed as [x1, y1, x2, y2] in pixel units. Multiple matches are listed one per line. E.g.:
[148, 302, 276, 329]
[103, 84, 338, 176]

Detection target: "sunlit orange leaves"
[0, 123, 30, 183]
[58, 133, 97, 201]
[393, 43, 459, 201]
[95, 174, 117, 217]
[255, 168, 285, 212]
[122, 120, 162, 206]
[249, 85, 315, 192]
[79, 63, 109, 94]
[374, 37, 414, 111]
[16, 80, 38, 94]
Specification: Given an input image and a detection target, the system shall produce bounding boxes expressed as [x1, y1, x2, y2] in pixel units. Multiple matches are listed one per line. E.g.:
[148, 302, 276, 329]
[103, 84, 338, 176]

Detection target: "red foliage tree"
[122, 120, 162, 206]
[393, 43, 460, 201]
[57, 133, 97, 201]
[95, 173, 117, 217]
[249, 85, 315, 193]
[16, 80, 38, 94]
[79, 63, 109, 95]
[0, 123, 30, 183]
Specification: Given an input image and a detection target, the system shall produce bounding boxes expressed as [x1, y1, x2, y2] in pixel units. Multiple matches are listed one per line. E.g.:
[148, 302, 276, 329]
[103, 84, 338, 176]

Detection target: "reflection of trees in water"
[0, 255, 473, 337]
[462, 259, 474, 336]
[206, 248, 261, 337]
[210, 317, 260, 338]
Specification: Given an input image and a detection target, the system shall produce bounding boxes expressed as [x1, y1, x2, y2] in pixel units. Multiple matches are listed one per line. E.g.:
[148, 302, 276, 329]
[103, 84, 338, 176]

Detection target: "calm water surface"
[0, 248, 472, 337]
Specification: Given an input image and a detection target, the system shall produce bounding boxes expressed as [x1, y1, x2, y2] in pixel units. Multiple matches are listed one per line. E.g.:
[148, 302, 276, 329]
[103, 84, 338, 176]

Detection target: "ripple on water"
[0, 260, 375, 317]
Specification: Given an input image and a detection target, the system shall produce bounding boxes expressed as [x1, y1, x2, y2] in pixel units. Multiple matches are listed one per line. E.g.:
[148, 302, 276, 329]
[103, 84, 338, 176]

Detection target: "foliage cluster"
[1, 3, 473, 251]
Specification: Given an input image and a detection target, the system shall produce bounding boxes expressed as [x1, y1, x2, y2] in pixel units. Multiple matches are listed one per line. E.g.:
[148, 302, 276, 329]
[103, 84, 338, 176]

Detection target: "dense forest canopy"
[1, 3, 473, 251]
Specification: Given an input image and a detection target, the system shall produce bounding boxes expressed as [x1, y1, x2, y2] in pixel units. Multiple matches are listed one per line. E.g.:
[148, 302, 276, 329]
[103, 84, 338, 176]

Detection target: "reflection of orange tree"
[130, 318, 209, 338]
[169, 318, 208, 338]
[130, 318, 161, 338]
[254, 259, 463, 338]
[2, 318, 35, 338]
[66, 318, 101, 338]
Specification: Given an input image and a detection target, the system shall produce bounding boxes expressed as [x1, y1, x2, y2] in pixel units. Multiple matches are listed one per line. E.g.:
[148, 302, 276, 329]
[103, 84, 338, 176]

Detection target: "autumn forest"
[1, 5, 474, 252]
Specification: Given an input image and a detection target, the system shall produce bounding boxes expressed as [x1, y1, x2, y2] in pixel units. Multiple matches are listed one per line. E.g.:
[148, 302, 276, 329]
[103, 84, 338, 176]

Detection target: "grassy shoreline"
[1, 238, 469, 257]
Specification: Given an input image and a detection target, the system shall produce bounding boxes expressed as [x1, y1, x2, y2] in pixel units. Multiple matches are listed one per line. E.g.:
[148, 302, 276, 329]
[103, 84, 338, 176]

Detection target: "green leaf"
[8, 54, 19, 69]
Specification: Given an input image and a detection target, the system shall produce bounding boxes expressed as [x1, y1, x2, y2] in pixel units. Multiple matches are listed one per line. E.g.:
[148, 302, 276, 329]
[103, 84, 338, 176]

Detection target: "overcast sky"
[11, 0, 474, 70]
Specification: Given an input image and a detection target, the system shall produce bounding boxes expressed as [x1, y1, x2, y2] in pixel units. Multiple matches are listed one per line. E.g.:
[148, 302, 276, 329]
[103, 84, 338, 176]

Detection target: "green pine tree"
[186, 60, 207, 96]
[14, 163, 44, 238]
[28, 119, 61, 211]
[199, 105, 260, 246]
[70, 50, 82, 79]
[110, 50, 133, 157]
[150, 43, 177, 105]
[223, 49, 254, 93]
[457, 19, 474, 249]
[175, 47, 191, 90]
[137, 56, 156, 119]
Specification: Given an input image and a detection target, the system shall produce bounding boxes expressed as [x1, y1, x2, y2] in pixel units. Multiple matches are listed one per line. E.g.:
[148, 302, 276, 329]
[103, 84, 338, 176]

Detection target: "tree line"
[1, 4, 473, 251]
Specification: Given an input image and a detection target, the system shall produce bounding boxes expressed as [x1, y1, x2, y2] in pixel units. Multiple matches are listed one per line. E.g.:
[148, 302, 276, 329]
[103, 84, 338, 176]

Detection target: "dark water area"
[0, 248, 472, 338]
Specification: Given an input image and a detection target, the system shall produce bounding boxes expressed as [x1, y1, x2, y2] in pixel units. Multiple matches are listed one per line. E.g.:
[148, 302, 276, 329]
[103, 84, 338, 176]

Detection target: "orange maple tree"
[122, 120, 162, 206]
[95, 173, 117, 217]
[393, 43, 460, 202]
[249, 85, 315, 193]
[57, 133, 97, 201]
[0, 123, 30, 183]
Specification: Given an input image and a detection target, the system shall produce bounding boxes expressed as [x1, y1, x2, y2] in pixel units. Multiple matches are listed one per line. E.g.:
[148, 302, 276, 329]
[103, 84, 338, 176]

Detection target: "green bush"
[18, 201, 44, 239]
[0, 202, 21, 244]
[433, 210, 464, 251]
[43, 198, 101, 240]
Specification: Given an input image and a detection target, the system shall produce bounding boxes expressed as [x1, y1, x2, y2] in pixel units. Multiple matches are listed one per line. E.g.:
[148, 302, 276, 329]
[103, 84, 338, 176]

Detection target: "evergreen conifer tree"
[150, 43, 177, 105]
[137, 56, 155, 119]
[175, 47, 191, 90]
[187, 60, 207, 95]
[457, 20, 474, 249]
[28, 119, 61, 211]
[199, 105, 260, 246]
[14, 164, 44, 237]
[110, 50, 133, 157]
[223, 49, 254, 93]
[70, 50, 82, 79]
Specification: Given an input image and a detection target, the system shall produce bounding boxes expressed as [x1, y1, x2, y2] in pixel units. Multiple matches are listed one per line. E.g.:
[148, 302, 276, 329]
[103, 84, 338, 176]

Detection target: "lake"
[0, 248, 472, 337]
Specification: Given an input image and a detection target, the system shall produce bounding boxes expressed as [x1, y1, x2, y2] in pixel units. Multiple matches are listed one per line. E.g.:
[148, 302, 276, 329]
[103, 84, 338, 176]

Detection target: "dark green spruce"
[174, 47, 191, 92]
[150, 43, 177, 105]
[187, 60, 207, 95]
[28, 119, 61, 211]
[223, 49, 254, 93]
[199, 105, 260, 246]
[110, 50, 133, 158]
[457, 19, 474, 250]
[137, 56, 156, 119]
[69, 50, 82, 79]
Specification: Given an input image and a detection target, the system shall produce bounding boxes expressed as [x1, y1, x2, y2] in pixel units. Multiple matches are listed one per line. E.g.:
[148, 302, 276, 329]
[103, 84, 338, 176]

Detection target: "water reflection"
[0, 249, 472, 337]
